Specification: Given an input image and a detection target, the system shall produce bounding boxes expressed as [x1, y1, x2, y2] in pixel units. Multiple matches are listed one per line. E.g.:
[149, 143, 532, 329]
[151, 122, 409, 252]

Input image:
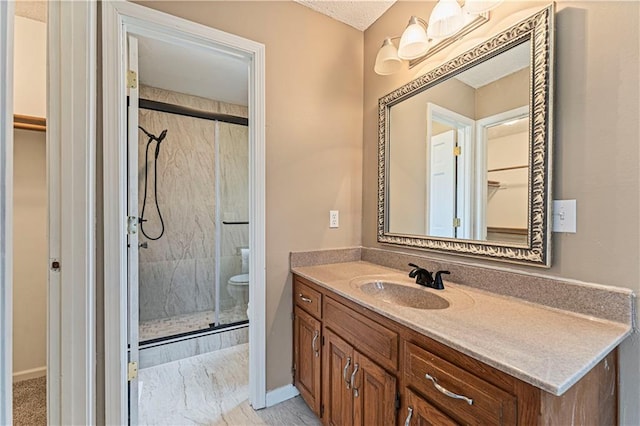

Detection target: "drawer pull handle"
[298, 294, 313, 303]
[343, 357, 352, 389]
[350, 363, 360, 397]
[404, 407, 413, 426]
[424, 373, 473, 405]
[311, 330, 319, 357]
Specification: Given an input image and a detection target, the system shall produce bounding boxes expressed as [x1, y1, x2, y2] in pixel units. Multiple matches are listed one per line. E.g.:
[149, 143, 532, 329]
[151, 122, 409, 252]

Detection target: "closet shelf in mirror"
[13, 114, 46, 132]
[488, 165, 528, 173]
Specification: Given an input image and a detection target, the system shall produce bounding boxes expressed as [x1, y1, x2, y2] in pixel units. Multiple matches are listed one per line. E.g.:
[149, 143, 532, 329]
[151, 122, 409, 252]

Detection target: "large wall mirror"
[378, 6, 554, 267]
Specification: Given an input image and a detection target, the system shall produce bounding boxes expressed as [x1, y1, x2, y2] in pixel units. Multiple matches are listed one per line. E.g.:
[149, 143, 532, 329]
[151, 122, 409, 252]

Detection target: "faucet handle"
[408, 263, 421, 278]
[433, 270, 450, 290]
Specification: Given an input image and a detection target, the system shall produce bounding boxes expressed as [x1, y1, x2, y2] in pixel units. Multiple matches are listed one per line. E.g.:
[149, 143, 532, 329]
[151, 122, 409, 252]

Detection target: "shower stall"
[135, 85, 249, 345]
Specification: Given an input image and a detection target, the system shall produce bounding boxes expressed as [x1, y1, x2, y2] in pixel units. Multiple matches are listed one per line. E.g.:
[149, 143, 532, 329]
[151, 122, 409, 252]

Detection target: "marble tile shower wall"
[138, 85, 248, 322]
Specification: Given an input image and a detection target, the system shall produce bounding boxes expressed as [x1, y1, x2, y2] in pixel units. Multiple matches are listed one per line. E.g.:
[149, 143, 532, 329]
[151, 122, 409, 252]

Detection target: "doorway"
[102, 2, 266, 424]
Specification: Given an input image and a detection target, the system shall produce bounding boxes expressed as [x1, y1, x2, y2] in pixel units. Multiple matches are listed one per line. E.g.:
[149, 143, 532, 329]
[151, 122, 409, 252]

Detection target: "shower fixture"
[139, 125, 167, 240]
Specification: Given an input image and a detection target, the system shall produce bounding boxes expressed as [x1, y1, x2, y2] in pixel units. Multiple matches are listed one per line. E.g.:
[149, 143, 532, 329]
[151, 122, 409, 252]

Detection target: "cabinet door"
[352, 352, 397, 426]
[294, 306, 321, 416]
[404, 389, 458, 426]
[322, 328, 354, 426]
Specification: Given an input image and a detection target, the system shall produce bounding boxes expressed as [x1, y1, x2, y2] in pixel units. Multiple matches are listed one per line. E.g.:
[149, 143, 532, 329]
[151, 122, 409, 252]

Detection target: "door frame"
[0, 1, 14, 424]
[474, 105, 529, 239]
[48, 1, 98, 424]
[426, 102, 475, 239]
[102, 2, 266, 423]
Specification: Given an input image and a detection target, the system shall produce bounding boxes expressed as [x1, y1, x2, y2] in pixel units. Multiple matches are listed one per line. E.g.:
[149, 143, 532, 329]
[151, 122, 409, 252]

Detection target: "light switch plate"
[552, 200, 577, 233]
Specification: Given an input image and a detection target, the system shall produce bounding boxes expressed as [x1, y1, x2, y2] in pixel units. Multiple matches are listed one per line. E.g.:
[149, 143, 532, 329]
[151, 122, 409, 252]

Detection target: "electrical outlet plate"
[329, 210, 339, 228]
[552, 200, 577, 233]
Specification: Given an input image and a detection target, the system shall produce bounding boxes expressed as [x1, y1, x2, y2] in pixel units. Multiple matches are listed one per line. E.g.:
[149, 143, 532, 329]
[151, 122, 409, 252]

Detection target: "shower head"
[156, 129, 167, 143]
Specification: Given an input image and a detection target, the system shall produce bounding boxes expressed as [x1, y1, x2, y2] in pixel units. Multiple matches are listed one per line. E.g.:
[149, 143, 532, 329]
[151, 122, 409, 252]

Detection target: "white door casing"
[102, 2, 266, 423]
[474, 106, 529, 240]
[126, 34, 140, 424]
[0, 1, 14, 424]
[48, 1, 97, 424]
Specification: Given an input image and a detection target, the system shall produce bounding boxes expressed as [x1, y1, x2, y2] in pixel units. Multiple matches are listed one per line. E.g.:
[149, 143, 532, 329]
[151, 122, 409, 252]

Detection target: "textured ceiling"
[137, 35, 249, 106]
[455, 41, 530, 89]
[296, 1, 396, 31]
[14, 0, 47, 22]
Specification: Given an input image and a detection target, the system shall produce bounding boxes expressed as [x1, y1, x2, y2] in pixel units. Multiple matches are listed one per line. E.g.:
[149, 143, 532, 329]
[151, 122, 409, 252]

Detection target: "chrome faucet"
[408, 263, 449, 290]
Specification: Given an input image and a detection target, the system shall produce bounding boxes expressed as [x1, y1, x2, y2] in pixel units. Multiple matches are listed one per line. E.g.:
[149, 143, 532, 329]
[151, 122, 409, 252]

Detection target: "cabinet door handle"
[298, 294, 312, 303]
[350, 363, 360, 397]
[343, 357, 352, 389]
[404, 407, 413, 426]
[424, 373, 473, 405]
[311, 330, 319, 357]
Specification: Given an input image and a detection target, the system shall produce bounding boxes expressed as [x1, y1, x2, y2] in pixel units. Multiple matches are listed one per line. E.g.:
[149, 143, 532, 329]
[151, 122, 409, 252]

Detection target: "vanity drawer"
[404, 341, 516, 425]
[324, 296, 398, 371]
[294, 277, 322, 319]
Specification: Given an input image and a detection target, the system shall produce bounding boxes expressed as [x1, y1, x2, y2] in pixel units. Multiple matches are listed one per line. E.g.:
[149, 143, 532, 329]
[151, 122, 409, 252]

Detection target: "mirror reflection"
[387, 40, 531, 245]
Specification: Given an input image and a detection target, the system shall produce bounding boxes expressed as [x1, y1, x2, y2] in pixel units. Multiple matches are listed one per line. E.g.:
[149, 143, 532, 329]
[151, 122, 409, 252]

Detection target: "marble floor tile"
[139, 343, 320, 426]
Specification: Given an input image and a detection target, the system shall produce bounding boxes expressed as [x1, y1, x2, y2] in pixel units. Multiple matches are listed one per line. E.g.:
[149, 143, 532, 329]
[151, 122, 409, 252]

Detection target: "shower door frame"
[102, 2, 266, 424]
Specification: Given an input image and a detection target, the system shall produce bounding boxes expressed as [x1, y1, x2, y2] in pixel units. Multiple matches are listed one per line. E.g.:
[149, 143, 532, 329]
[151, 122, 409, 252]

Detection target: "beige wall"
[12, 129, 47, 379]
[364, 2, 639, 424]
[13, 16, 46, 117]
[475, 67, 529, 120]
[135, 1, 364, 391]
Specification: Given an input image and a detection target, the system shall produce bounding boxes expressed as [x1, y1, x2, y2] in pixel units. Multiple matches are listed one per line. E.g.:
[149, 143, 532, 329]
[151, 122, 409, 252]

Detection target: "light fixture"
[428, 0, 465, 38]
[374, 0, 504, 76]
[463, 0, 504, 15]
[374, 38, 404, 75]
[398, 16, 431, 60]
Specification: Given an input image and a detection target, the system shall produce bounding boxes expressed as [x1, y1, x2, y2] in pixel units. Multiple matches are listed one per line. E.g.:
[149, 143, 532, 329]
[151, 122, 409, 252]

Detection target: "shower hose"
[138, 125, 167, 240]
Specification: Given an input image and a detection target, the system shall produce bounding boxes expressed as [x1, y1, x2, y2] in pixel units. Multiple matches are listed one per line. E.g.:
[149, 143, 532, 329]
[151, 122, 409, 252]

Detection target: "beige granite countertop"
[292, 261, 632, 396]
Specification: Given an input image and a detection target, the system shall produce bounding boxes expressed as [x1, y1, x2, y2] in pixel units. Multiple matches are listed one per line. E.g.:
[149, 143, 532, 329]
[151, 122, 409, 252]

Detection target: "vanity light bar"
[374, 0, 503, 75]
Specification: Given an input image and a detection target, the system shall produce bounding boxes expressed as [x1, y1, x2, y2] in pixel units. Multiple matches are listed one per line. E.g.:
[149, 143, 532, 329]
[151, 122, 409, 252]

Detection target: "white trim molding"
[102, 2, 266, 422]
[48, 1, 97, 424]
[0, 1, 14, 424]
[265, 384, 300, 408]
[13, 366, 47, 383]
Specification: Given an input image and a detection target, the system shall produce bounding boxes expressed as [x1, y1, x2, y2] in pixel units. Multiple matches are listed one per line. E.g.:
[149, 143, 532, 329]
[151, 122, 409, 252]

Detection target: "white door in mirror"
[552, 200, 577, 233]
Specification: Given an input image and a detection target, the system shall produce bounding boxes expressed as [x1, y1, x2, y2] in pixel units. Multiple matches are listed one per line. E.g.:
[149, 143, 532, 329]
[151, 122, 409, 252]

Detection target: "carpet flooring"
[13, 376, 46, 426]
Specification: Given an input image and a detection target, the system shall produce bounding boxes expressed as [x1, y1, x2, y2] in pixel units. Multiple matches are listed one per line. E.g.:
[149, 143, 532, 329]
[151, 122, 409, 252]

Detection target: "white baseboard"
[13, 366, 47, 382]
[265, 384, 300, 407]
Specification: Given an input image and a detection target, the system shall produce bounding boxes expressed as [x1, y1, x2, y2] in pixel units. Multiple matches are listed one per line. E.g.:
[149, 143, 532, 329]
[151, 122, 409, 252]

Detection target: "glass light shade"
[398, 17, 431, 60]
[374, 38, 403, 75]
[463, 0, 503, 15]
[427, 0, 465, 38]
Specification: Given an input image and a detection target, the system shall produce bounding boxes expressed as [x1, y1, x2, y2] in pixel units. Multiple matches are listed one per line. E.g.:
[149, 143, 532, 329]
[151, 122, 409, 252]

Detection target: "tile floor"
[138, 343, 320, 425]
[140, 308, 248, 341]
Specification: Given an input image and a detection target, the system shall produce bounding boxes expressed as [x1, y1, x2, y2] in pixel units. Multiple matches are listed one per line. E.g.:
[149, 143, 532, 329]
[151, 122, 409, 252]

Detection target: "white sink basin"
[357, 281, 450, 310]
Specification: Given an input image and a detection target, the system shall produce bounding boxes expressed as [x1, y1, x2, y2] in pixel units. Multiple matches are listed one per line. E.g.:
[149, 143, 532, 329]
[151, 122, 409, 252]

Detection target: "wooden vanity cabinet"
[404, 388, 458, 426]
[292, 274, 618, 426]
[293, 278, 323, 416]
[322, 327, 397, 426]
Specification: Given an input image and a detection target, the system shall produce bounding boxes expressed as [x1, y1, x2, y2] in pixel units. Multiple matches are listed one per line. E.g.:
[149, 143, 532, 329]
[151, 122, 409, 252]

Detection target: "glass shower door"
[215, 121, 249, 327]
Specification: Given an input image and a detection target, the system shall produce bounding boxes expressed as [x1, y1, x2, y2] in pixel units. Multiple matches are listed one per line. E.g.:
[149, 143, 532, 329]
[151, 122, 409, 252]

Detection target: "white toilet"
[227, 248, 249, 312]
